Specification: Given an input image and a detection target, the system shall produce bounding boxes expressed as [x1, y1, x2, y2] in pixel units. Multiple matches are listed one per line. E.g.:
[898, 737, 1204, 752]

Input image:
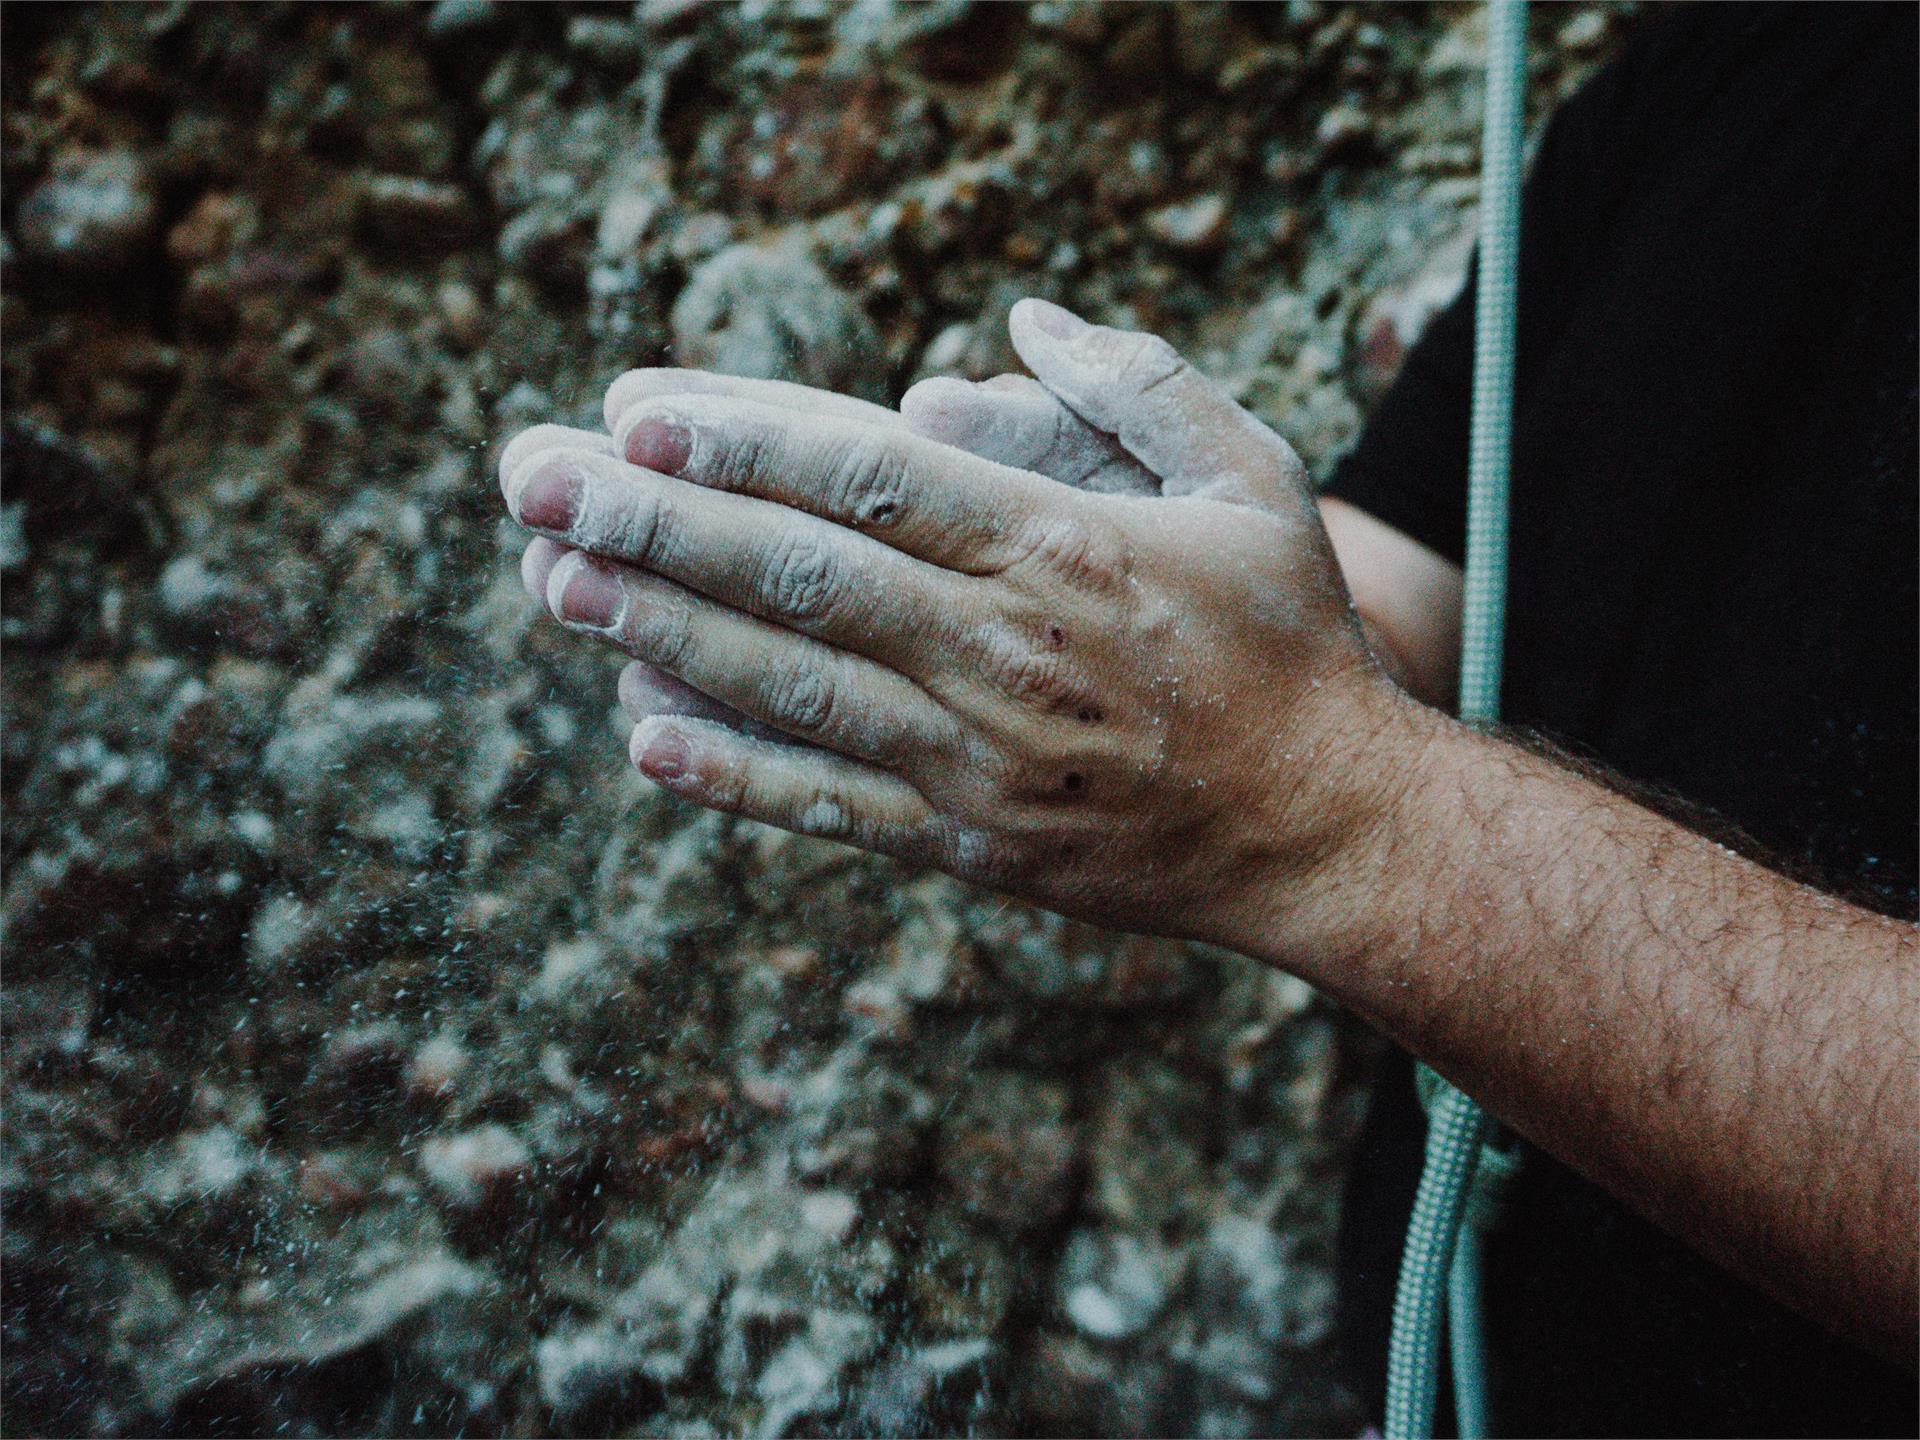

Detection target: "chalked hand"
[498, 300, 1420, 948]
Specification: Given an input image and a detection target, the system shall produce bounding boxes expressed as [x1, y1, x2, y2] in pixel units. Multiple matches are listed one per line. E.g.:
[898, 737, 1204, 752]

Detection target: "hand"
[498, 301, 1425, 953]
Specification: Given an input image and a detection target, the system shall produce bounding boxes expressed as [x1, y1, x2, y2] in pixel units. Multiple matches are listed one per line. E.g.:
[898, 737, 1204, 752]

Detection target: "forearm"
[1254, 701, 1917, 1362]
[1317, 496, 1462, 710]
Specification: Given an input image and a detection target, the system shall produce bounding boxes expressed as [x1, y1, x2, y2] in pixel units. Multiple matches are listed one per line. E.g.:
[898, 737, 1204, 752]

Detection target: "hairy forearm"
[1258, 700, 1917, 1362]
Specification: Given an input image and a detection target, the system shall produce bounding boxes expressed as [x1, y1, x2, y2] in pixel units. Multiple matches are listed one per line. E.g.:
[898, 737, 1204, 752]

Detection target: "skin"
[499, 298, 1917, 1365]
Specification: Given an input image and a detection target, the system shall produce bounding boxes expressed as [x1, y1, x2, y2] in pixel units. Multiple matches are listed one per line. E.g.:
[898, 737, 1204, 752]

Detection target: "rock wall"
[1, 4, 1633, 1435]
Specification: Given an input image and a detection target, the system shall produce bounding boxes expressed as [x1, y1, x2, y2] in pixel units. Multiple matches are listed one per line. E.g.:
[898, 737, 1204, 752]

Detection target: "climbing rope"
[1382, 3, 1528, 1438]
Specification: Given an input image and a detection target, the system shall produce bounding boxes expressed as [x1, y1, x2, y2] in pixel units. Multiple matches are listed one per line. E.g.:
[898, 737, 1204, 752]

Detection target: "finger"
[603, 367, 904, 437]
[629, 714, 936, 857]
[618, 661, 794, 746]
[506, 445, 963, 673]
[548, 550, 950, 769]
[521, 535, 570, 603]
[899, 375, 1158, 496]
[607, 393, 1066, 575]
[1006, 299, 1308, 509]
[497, 424, 619, 503]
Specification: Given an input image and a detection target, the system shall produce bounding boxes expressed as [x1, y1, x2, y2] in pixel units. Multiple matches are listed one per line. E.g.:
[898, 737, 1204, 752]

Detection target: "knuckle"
[1266, 436, 1308, 491]
[791, 787, 852, 838]
[1037, 399, 1076, 474]
[763, 661, 836, 735]
[703, 419, 775, 494]
[1114, 332, 1186, 394]
[628, 593, 694, 669]
[982, 628, 1079, 709]
[608, 483, 671, 565]
[1014, 512, 1128, 591]
[938, 826, 1018, 889]
[762, 534, 843, 623]
[830, 432, 910, 531]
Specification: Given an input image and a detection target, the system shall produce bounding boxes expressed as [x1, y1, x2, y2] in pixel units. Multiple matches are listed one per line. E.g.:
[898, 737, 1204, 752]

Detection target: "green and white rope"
[1383, 3, 1529, 1437]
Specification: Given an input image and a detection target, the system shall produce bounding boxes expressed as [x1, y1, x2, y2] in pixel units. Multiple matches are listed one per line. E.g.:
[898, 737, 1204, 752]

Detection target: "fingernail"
[1019, 298, 1089, 341]
[634, 721, 690, 781]
[514, 461, 583, 531]
[554, 559, 625, 629]
[624, 416, 691, 475]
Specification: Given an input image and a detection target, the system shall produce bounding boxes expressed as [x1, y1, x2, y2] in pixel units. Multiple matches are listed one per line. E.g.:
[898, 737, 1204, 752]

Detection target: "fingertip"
[603, 368, 663, 433]
[622, 414, 692, 475]
[603, 367, 717, 434]
[898, 376, 980, 441]
[618, 660, 698, 718]
[900, 374, 972, 407]
[521, 536, 569, 604]
[512, 459, 584, 531]
[498, 425, 616, 500]
[617, 660, 655, 718]
[543, 547, 590, 618]
[1009, 296, 1090, 344]
[630, 714, 692, 783]
[548, 551, 630, 631]
[626, 718, 652, 771]
[1007, 300, 1094, 390]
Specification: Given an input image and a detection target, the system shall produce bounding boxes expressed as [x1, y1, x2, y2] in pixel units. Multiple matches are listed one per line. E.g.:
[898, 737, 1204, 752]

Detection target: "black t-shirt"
[1325, 5, 1917, 1435]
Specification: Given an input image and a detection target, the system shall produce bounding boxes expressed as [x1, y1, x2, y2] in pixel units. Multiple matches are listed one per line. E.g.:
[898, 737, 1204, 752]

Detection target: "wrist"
[1204, 675, 1467, 986]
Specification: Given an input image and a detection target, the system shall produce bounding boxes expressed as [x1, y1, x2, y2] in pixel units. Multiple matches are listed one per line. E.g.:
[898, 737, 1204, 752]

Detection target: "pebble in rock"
[939, 1073, 1082, 1230]
[1055, 1228, 1177, 1340]
[1144, 193, 1231, 254]
[425, 0, 504, 42]
[297, 1149, 376, 1211]
[534, 1326, 653, 1420]
[16, 149, 160, 272]
[419, 1123, 533, 1209]
[436, 280, 488, 351]
[157, 553, 230, 623]
[313, 1022, 409, 1097]
[405, 1031, 472, 1106]
[567, 14, 642, 68]
[360, 174, 478, 252]
[671, 241, 887, 399]
[166, 192, 256, 267]
[637, 0, 708, 32]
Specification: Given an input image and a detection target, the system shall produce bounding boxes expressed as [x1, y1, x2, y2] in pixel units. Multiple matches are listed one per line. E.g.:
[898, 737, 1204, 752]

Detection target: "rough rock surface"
[2, 3, 1634, 1434]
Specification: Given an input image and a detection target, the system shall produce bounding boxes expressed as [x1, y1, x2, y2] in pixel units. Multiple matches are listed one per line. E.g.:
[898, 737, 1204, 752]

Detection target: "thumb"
[1006, 298, 1307, 510]
[898, 374, 1159, 495]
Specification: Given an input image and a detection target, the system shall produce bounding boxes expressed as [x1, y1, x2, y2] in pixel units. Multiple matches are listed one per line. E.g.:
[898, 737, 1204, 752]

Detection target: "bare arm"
[1318, 452, 1912, 1363]
[1284, 696, 1918, 1364]
[497, 303, 1916, 1365]
[1317, 495, 1462, 710]
[1310, 514, 1913, 1357]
